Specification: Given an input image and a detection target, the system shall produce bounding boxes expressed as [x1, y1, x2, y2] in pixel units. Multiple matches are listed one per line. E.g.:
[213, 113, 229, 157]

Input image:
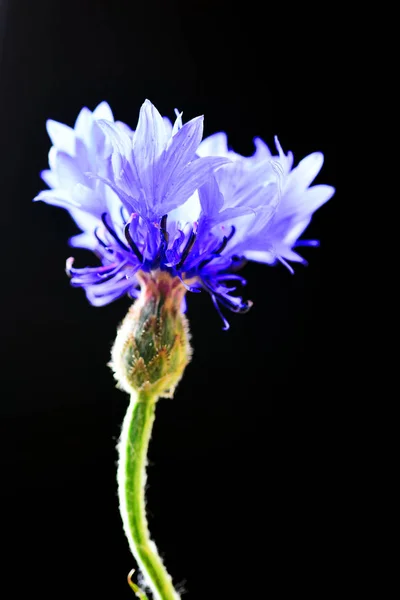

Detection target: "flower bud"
[110, 270, 192, 398]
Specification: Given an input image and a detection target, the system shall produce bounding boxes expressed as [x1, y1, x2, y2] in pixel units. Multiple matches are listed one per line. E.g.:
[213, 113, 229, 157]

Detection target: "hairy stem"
[118, 390, 180, 600]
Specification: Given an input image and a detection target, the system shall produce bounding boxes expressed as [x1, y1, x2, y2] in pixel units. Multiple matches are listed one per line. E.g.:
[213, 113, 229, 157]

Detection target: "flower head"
[110, 271, 191, 398]
[35, 100, 334, 328]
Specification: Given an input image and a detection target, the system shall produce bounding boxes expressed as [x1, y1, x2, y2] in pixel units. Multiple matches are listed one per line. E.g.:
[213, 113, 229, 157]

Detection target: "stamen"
[197, 226, 236, 271]
[203, 278, 253, 316]
[175, 227, 197, 269]
[101, 212, 130, 252]
[160, 214, 169, 243]
[277, 256, 294, 274]
[96, 260, 127, 283]
[211, 294, 230, 331]
[124, 222, 144, 263]
[66, 256, 75, 277]
[213, 226, 236, 256]
[231, 255, 248, 269]
[213, 290, 253, 314]
[94, 227, 108, 249]
[178, 276, 202, 293]
[217, 274, 247, 286]
[295, 240, 320, 247]
[120, 204, 127, 224]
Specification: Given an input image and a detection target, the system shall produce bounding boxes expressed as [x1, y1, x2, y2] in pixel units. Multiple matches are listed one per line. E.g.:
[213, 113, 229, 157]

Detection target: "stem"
[118, 390, 180, 600]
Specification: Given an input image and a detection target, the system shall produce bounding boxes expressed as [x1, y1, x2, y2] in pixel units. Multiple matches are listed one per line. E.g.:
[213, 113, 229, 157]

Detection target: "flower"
[35, 99, 334, 328]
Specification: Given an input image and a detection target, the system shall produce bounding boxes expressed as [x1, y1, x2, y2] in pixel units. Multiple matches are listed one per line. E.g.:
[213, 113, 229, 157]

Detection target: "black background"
[1, 1, 339, 598]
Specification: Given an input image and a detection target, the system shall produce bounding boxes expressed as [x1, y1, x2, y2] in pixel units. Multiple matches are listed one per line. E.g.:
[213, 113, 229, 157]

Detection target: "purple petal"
[161, 156, 230, 214]
[116, 120, 134, 137]
[252, 137, 272, 160]
[199, 175, 224, 216]
[92, 101, 114, 122]
[131, 100, 169, 202]
[74, 107, 93, 143]
[46, 120, 76, 155]
[54, 152, 86, 189]
[197, 132, 229, 157]
[40, 169, 58, 188]
[287, 152, 324, 191]
[69, 183, 104, 215]
[69, 232, 98, 250]
[96, 120, 141, 204]
[282, 217, 312, 246]
[97, 119, 132, 161]
[171, 109, 183, 136]
[299, 184, 335, 214]
[243, 249, 276, 264]
[34, 189, 81, 209]
[159, 116, 205, 196]
[133, 99, 168, 161]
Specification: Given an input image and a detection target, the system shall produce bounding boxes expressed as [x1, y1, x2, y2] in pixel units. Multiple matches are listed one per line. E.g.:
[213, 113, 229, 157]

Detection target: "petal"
[71, 183, 103, 214]
[278, 246, 307, 263]
[46, 120, 76, 155]
[243, 249, 276, 264]
[92, 101, 114, 122]
[168, 191, 201, 226]
[217, 158, 279, 208]
[209, 205, 257, 227]
[160, 115, 205, 192]
[97, 119, 132, 159]
[74, 137, 91, 173]
[69, 231, 98, 250]
[197, 132, 229, 157]
[273, 136, 293, 174]
[286, 152, 324, 192]
[277, 184, 335, 220]
[161, 156, 230, 214]
[40, 169, 58, 188]
[172, 109, 183, 136]
[96, 121, 141, 204]
[74, 107, 93, 143]
[222, 204, 278, 255]
[54, 152, 86, 189]
[300, 184, 335, 214]
[163, 116, 173, 137]
[48, 146, 58, 171]
[282, 217, 312, 246]
[116, 120, 134, 137]
[85, 273, 139, 306]
[34, 189, 81, 209]
[252, 137, 272, 160]
[132, 99, 168, 164]
[199, 175, 224, 216]
[89, 172, 141, 215]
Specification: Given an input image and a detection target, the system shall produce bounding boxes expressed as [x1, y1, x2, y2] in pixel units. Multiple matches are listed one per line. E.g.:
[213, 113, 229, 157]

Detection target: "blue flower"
[35, 100, 334, 328]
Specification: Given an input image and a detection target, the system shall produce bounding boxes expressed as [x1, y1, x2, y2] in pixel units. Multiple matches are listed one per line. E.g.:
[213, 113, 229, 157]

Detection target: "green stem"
[118, 390, 180, 600]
